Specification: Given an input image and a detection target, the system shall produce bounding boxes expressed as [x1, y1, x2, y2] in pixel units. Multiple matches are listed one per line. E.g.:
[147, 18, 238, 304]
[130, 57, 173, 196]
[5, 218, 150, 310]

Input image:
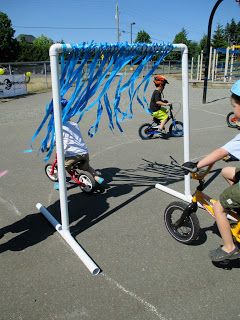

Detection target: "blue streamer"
[31, 41, 173, 159]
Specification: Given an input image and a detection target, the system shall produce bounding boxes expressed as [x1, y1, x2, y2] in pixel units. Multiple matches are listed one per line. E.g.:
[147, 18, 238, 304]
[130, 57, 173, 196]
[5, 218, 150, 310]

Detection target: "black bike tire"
[169, 121, 184, 137]
[164, 201, 200, 244]
[138, 123, 154, 139]
[78, 170, 96, 194]
[226, 112, 238, 128]
[45, 163, 58, 182]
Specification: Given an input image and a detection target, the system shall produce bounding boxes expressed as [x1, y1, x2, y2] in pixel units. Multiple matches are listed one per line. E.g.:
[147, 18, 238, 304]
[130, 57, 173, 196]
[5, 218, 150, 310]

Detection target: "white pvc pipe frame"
[36, 43, 191, 275]
[155, 43, 192, 203]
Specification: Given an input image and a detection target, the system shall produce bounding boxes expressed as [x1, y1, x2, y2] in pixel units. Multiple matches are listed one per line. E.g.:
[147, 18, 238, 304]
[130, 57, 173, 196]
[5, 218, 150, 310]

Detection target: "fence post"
[199, 50, 203, 80]
[197, 54, 200, 80]
[8, 64, 12, 75]
[215, 52, 219, 81]
[212, 49, 216, 82]
[190, 57, 193, 80]
[229, 45, 235, 82]
[224, 47, 230, 82]
[208, 46, 212, 80]
[44, 62, 48, 88]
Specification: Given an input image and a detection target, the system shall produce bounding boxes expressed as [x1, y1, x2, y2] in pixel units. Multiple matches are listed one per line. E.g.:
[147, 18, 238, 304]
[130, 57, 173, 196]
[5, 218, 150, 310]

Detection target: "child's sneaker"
[95, 176, 105, 184]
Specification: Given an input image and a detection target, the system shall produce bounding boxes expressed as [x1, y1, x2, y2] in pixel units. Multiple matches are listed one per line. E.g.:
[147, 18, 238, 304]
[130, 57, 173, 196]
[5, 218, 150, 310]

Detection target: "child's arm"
[197, 148, 228, 168]
[156, 100, 171, 107]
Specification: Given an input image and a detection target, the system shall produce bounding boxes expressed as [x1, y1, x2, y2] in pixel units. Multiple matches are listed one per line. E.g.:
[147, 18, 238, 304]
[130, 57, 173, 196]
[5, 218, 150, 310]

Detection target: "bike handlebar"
[170, 156, 213, 180]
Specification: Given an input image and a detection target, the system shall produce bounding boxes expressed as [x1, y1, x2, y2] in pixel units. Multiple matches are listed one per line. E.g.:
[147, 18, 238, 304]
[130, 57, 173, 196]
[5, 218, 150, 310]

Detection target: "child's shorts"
[152, 108, 168, 121]
[219, 168, 240, 210]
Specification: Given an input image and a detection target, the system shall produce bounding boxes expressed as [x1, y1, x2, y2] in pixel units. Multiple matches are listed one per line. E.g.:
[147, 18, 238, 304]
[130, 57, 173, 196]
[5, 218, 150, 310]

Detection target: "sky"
[1, 0, 240, 44]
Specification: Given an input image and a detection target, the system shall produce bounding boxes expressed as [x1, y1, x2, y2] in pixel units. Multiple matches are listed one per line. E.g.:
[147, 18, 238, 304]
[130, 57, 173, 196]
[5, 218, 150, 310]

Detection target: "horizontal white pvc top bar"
[49, 42, 187, 56]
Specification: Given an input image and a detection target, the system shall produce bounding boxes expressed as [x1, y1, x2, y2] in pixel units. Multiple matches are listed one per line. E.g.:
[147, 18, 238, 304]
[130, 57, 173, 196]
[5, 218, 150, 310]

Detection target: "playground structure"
[34, 41, 190, 275]
[191, 45, 240, 82]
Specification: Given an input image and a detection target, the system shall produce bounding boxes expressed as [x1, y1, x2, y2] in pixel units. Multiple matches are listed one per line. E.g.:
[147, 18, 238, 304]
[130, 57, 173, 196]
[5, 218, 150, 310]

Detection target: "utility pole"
[115, 1, 120, 42]
[130, 22, 136, 43]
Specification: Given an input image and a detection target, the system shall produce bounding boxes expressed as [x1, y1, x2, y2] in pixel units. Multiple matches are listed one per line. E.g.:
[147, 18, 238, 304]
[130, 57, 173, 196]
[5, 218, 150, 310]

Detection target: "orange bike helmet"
[153, 75, 169, 85]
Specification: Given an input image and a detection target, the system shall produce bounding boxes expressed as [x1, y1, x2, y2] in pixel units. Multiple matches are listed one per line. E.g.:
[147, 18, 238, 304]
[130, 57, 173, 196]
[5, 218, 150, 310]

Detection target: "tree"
[212, 24, 228, 48]
[199, 34, 208, 51]
[173, 28, 189, 45]
[0, 12, 18, 62]
[33, 35, 53, 61]
[225, 19, 240, 45]
[134, 30, 151, 43]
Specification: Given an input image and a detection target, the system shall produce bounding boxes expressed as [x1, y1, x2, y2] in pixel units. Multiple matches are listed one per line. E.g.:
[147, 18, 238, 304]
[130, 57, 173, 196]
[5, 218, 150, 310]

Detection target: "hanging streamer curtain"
[32, 42, 173, 159]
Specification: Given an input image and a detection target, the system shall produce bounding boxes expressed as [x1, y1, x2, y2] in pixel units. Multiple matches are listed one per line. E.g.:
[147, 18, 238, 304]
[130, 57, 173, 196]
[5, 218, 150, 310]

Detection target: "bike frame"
[180, 166, 240, 243]
[50, 154, 85, 187]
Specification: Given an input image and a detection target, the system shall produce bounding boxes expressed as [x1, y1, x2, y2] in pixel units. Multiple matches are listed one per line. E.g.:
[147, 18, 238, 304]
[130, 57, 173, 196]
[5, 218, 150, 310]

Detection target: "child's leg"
[79, 154, 104, 183]
[221, 167, 237, 185]
[159, 117, 169, 130]
[213, 201, 236, 252]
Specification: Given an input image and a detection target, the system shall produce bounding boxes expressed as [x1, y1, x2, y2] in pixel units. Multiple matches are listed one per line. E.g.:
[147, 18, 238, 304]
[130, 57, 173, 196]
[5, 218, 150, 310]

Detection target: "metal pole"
[202, 0, 224, 103]
[130, 22, 136, 44]
[8, 64, 12, 75]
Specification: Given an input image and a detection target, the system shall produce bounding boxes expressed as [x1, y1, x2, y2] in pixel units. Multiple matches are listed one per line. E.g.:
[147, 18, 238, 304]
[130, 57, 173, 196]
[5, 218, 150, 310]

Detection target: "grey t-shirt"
[222, 133, 240, 160]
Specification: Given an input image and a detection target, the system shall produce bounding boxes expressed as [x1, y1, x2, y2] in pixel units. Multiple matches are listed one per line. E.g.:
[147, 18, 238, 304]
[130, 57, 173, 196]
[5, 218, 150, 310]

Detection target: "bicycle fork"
[175, 201, 198, 228]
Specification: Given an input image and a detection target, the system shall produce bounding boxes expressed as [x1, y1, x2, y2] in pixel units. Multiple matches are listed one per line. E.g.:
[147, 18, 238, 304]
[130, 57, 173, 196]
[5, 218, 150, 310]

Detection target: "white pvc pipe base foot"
[155, 184, 192, 203]
[36, 203, 101, 276]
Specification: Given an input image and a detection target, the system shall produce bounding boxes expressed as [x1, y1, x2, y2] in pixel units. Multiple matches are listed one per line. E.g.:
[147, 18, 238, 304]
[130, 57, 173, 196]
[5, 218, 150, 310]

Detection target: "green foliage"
[134, 30, 151, 43]
[212, 24, 228, 48]
[0, 11, 19, 61]
[16, 34, 54, 62]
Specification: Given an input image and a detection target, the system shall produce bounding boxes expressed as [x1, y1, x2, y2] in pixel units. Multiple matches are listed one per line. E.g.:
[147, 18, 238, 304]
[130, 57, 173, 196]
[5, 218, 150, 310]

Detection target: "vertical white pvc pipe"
[197, 55, 200, 80]
[181, 45, 190, 197]
[50, 46, 69, 231]
[224, 47, 230, 83]
[229, 46, 235, 82]
[215, 52, 219, 81]
[212, 49, 216, 82]
[190, 57, 193, 80]
[199, 50, 203, 80]
[208, 46, 212, 80]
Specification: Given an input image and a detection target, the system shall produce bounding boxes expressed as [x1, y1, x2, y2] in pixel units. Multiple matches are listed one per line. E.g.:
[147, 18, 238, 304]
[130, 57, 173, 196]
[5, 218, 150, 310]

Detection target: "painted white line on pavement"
[92, 138, 140, 159]
[102, 273, 170, 320]
[0, 194, 22, 216]
[191, 107, 225, 117]
[192, 125, 224, 131]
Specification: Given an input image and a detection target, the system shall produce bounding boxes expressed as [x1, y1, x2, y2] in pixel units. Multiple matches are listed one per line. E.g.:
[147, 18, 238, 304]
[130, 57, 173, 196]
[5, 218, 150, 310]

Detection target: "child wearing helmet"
[183, 80, 240, 262]
[149, 75, 172, 135]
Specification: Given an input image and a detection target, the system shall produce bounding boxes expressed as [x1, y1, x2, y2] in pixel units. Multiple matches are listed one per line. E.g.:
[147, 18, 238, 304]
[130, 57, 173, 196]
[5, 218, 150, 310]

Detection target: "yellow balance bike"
[164, 158, 240, 246]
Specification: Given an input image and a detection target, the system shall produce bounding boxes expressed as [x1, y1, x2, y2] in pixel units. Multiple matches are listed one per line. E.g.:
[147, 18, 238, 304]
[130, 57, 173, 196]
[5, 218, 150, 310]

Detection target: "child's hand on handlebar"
[182, 161, 198, 174]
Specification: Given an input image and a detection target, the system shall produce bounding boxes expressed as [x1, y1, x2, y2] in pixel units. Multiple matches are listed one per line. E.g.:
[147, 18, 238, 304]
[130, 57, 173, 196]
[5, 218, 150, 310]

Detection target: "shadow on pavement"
[0, 160, 184, 253]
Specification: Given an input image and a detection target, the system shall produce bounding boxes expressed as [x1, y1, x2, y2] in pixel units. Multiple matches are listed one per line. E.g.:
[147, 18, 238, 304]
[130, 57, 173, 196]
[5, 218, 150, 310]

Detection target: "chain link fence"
[0, 60, 186, 93]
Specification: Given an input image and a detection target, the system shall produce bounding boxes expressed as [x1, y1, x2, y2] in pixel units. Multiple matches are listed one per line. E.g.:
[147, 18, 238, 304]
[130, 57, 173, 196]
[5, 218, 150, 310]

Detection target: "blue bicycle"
[138, 104, 184, 139]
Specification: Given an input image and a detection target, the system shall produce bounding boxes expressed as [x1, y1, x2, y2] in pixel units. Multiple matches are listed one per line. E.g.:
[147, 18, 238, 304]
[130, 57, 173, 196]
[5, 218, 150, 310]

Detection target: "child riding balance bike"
[165, 80, 240, 262]
[45, 99, 104, 193]
[138, 75, 183, 139]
